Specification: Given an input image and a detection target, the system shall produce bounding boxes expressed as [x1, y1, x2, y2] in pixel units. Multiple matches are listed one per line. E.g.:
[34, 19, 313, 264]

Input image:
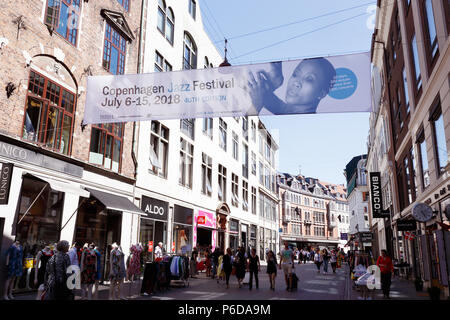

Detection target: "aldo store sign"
[141, 195, 168, 221]
[0, 162, 13, 205]
[369, 172, 390, 218]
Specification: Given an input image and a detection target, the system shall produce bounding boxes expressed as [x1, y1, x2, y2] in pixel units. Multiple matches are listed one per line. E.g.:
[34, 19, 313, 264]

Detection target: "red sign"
[172, 241, 175, 252]
[148, 241, 153, 252]
[197, 216, 206, 224]
[404, 232, 416, 240]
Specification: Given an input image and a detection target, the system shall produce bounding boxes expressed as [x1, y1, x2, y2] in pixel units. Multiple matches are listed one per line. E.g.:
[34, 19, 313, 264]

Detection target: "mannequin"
[34, 244, 54, 300]
[126, 243, 143, 297]
[4, 241, 23, 300]
[109, 243, 126, 300]
[80, 243, 97, 300]
[93, 245, 102, 300]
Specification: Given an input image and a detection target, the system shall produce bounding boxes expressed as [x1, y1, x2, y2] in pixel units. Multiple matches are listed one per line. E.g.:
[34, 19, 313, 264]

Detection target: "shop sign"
[397, 219, 417, 231]
[340, 233, 348, 240]
[360, 232, 373, 242]
[229, 220, 239, 232]
[369, 172, 390, 218]
[196, 210, 216, 228]
[197, 216, 206, 224]
[172, 241, 175, 252]
[148, 241, 153, 252]
[141, 195, 168, 221]
[174, 205, 193, 225]
[0, 163, 13, 205]
[0, 141, 83, 177]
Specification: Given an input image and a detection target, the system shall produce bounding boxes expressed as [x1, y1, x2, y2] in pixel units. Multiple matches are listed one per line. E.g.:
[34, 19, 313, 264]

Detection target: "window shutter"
[45, 0, 61, 32]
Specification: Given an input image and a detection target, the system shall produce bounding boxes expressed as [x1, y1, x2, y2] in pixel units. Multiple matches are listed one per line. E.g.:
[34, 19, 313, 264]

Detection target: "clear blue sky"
[201, 0, 376, 185]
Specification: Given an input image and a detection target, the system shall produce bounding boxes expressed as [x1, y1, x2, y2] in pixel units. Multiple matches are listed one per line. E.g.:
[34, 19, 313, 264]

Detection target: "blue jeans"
[323, 259, 329, 272]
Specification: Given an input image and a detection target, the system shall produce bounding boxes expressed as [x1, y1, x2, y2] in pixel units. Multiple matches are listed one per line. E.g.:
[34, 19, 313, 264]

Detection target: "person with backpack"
[314, 248, 323, 273]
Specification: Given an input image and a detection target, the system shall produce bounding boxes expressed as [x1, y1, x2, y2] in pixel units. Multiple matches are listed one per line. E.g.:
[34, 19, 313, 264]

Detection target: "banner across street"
[82, 52, 372, 125]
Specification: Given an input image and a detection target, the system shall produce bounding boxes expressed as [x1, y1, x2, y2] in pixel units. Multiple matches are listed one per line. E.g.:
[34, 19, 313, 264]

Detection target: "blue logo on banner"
[328, 68, 357, 99]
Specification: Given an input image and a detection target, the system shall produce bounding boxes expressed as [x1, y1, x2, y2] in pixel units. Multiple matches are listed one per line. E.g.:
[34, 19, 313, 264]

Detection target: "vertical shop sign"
[370, 172, 390, 218]
[148, 241, 153, 252]
[0, 163, 13, 205]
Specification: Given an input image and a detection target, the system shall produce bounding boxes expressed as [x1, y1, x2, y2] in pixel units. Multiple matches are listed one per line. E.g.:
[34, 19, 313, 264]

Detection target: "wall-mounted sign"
[360, 232, 373, 242]
[148, 241, 153, 252]
[0, 163, 13, 205]
[197, 216, 206, 224]
[141, 195, 168, 221]
[369, 172, 390, 218]
[340, 233, 348, 240]
[397, 219, 417, 231]
[0, 141, 83, 177]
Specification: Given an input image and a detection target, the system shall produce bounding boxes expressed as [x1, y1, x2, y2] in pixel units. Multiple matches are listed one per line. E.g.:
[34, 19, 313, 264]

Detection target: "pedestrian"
[190, 247, 198, 278]
[377, 249, 394, 299]
[322, 248, 330, 274]
[223, 248, 233, 289]
[310, 249, 315, 262]
[330, 249, 337, 273]
[234, 247, 246, 288]
[266, 250, 277, 291]
[155, 242, 164, 262]
[279, 241, 295, 291]
[247, 248, 260, 290]
[211, 247, 220, 279]
[205, 250, 212, 277]
[43, 240, 74, 300]
[314, 248, 323, 273]
[302, 249, 308, 264]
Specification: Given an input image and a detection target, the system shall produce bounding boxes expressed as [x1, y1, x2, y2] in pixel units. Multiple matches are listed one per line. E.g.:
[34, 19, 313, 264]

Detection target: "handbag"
[231, 266, 236, 275]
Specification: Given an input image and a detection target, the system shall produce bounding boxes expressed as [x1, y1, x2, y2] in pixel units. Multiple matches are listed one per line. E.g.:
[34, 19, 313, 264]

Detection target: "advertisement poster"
[83, 52, 371, 124]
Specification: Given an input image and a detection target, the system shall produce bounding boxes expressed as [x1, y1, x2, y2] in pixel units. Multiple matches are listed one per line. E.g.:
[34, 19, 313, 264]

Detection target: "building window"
[232, 131, 239, 160]
[411, 34, 422, 92]
[149, 121, 169, 178]
[251, 121, 256, 142]
[402, 68, 410, 115]
[259, 161, 264, 184]
[155, 51, 172, 72]
[219, 118, 227, 151]
[251, 187, 256, 214]
[242, 116, 248, 141]
[231, 173, 239, 207]
[180, 118, 195, 140]
[157, 0, 174, 44]
[201, 153, 212, 196]
[218, 164, 227, 201]
[179, 138, 193, 188]
[251, 152, 256, 175]
[242, 180, 249, 211]
[202, 118, 213, 139]
[417, 129, 430, 189]
[45, 0, 81, 46]
[116, 0, 129, 11]
[103, 22, 126, 75]
[242, 143, 249, 179]
[23, 70, 74, 155]
[430, 102, 448, 176]
[423, 0, 439, 60]
[188, 0, 196, 20]
[183, 32, 197, 70]
[89, 123, 124, 173]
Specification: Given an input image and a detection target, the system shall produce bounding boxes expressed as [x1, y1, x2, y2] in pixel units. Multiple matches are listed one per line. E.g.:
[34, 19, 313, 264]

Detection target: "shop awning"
[86, 188, 145, 215]
[24, 173, 90, 198]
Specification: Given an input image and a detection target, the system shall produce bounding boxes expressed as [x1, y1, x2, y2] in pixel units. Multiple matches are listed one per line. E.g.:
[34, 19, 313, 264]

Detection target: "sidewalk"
[346, 266, 431, 300]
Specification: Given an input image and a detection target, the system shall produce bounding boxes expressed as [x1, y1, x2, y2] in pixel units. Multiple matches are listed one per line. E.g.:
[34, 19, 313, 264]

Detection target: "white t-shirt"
[314, 253, 323, 262]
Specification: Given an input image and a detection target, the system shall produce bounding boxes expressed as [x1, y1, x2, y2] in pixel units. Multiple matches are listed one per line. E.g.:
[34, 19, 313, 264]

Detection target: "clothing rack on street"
[140, 259, 171, 295]
[169, 255, 190, 288]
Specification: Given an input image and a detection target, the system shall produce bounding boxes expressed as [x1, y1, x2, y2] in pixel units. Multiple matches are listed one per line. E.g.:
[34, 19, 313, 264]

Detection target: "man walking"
[279, 241, 295, 291]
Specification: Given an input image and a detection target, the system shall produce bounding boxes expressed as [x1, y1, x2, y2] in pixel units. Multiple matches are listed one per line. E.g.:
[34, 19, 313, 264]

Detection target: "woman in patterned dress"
[81, 243, 97, 299]
[109, 243, 126, 300]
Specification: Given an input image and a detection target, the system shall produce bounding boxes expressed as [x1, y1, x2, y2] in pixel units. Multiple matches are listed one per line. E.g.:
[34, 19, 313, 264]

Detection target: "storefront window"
[140, 218, 154, 262]
[15, 176, 64, 290]
[173, 224, 191, 255]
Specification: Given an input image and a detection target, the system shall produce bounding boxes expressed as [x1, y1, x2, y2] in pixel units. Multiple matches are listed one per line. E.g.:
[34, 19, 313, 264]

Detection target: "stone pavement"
[9, 261, 430, 300]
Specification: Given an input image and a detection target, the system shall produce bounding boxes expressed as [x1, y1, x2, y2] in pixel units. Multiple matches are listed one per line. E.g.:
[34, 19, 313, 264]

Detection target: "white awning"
[24, 173, 90, 198]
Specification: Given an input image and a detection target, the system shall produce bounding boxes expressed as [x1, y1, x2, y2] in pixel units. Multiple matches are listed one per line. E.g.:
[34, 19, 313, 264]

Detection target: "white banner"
[82, 52, 371, 124]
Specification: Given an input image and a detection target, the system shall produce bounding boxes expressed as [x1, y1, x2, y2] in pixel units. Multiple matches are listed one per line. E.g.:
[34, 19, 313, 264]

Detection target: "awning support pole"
[17, 183, 48, 225]
[60, 198, 88, 231]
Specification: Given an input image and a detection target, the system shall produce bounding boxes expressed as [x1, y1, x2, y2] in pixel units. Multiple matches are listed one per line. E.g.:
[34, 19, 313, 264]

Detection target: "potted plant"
[427, 286, 441, 300]
[414, 278, 423, 291]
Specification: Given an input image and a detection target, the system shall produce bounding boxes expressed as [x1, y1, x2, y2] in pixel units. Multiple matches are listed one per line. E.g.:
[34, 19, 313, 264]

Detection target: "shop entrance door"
[197, 228, 212, 248]
[103, 210, 122, 282]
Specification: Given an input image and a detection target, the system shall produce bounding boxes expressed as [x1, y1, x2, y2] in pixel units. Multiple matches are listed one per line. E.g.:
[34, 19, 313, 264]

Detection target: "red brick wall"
[0, 0, 142, 178]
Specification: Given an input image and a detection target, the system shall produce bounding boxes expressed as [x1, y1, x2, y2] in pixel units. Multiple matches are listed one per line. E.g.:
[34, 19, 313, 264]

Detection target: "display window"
[14, 176, 64, 291]
[173, 224, 192, 255]
[139, 218, 167, 262]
